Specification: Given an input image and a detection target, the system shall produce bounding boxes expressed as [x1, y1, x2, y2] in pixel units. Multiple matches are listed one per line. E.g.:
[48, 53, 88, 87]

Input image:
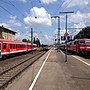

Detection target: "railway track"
[0, 51, 46, 90]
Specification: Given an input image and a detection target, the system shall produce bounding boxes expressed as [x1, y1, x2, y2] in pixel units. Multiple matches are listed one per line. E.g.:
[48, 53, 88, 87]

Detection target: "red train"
[0, 39, 37, 58]
[60, 38, 90, 56]
[42, 44, 52, 51]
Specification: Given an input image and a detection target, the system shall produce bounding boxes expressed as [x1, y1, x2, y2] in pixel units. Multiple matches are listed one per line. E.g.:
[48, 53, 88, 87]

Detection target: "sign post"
[60, 11, 74, 62]
[64, 31, 69, 62]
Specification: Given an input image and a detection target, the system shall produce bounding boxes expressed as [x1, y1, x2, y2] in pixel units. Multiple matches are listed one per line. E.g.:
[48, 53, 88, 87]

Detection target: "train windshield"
[85, 40, 90, 44]
[80, 40, 85, 44]
[80, 40, 90, 44]
[0, 43, 1, 50]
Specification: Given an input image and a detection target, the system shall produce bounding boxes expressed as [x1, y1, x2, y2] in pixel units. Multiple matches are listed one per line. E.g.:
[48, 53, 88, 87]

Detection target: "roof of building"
[0, 26, 17, 33]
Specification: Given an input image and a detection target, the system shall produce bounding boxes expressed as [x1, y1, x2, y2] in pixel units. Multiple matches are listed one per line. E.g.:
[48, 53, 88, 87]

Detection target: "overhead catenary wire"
[0, 0, 44, 42]
[0, 0, 11, 5]
[8, 0, 25, 17]
[54, 0, 65, 14]
[0, 0, 31, 41]
[38, 0, 51, 18]
[0, 5, 27, 26]
[38, 0, 44, 7]
[0, 0, 25, 17]
[60, 0, 72, 12]
[54, 0, 72, 14]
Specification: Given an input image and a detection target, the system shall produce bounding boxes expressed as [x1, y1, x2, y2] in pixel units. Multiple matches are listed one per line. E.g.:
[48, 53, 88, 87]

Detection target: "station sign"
[64, 32, 69, 37]
[61, 36, 72, 41]
[61, 36, 66, 40]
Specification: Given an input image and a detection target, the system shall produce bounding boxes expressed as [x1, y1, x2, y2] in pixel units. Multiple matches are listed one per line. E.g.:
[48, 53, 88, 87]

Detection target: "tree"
[27, 39, 31, 43]
[74, 26, 90, 39]
[22, 39, 31, 42]
[22, 39, 28, 42]
[35, 38, 41, 47]
[22, 37, 41, 47]
[33, 37, 36, 43]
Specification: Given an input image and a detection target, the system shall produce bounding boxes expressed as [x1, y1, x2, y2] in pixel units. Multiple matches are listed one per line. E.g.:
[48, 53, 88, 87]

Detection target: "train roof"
[0, 39, 28, 44]
[0, 39, 37, 45]
[75, 38, 90, 41]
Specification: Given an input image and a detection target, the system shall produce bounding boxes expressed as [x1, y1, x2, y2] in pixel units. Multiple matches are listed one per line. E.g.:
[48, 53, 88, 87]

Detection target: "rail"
[0, 51, 46, 90]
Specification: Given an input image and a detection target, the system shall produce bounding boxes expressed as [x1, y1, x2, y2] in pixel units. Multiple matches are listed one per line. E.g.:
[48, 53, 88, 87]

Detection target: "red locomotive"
[0, 39, 37, 58]
[60, 38, 90, 56]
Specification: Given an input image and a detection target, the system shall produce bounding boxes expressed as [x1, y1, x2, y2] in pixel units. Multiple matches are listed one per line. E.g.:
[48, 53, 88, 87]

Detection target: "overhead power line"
[54, 0, 65, 14]
[0, 0, 11, 5]
[8, 0, 25, 17]
[0, 0, 25, 17]
[0, 5, 26, 26]
[38, 0, 51, 18]
[61, 0, 72, 12]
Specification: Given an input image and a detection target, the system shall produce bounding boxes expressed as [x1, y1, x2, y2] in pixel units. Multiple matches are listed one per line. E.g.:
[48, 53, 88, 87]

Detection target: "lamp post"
[59, 11, 74, 62]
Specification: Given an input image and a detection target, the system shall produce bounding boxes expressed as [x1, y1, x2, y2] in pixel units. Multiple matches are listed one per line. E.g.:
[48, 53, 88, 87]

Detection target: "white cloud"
[24, 7, 51, 26]
[40, 0, 57, 4]
[24, 26, 30, 29]
[62, 0, 89, 8]
[68, 11, 90, 23]
[9, 16, 21, 26]
[0, 15, 22, 28]
[16, 31, 21, 39]
[73, 23, 86, 29]
[42, 34, 53, 44]
[34, 33, 39, 39]
[60, 11, 89, 37]
[0, 23, 10, 28]
[15, 0, 27, 3]
[72, 22, 86, 35]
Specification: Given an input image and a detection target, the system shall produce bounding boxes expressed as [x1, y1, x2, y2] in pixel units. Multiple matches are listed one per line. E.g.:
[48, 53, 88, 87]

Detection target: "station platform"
[5, 49, 90, 90]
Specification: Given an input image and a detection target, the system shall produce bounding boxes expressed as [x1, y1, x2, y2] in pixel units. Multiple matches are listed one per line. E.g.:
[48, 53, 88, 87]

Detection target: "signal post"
[51, 16, 60, 48]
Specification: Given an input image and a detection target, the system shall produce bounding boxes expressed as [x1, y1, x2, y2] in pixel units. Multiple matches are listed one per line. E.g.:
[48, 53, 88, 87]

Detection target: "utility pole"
[51, 16, 60, 48]
[59, 11, 74, 62]
[31, 28, 33, 53]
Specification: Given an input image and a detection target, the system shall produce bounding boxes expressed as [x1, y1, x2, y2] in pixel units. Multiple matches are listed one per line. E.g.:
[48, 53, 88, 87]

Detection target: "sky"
[0, 0, 90, 44]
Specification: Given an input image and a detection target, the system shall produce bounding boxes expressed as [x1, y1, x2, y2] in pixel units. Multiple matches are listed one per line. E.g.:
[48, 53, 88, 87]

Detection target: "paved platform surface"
[5, 49, 90, 90]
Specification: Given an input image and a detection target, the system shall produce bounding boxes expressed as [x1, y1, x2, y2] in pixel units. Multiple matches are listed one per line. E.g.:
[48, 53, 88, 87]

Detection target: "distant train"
[0, 39, 37, 58]
[60, 38, 90, 56]
[42, 44, 51, 51]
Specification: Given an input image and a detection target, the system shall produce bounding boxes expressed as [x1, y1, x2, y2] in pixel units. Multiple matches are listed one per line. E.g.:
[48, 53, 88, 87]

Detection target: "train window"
[16, 44, 18, 48]
[18, 44, 20, 48]
[74, 41, 76, 44]
[16, 44, 17, 48]
[80, 40, 85, 44]
[17, 44, 19, 48]
[17, 45, 18, 48]
[3, 43, 6, 49]
[85, 40, 90, 44]
[13, 44, 15, 49]
[70, 43, 72, 45]
[10, 44, 12, 49]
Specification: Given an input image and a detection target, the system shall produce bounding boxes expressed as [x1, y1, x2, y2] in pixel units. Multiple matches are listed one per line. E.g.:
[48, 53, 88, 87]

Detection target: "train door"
[0, 42, 2, 58]
[2, 43, 9, 55]
[76, 40, 78, 52]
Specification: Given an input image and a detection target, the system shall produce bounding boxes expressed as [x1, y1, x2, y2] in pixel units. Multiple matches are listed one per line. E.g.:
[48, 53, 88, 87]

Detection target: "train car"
[60, 43, 66, 50]
[76, 38, 90, 56]
[32, 44, 37, 50]
[0, 39, 37, 58]
[60, 38, 90, 56]
[42, 45, 50, 51]
[67, 40, 77, 52]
